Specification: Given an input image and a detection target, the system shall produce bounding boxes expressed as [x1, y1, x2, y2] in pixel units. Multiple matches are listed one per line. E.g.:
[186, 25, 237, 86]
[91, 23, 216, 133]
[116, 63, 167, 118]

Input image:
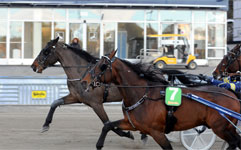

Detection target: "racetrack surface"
[0, 105, 225, 150]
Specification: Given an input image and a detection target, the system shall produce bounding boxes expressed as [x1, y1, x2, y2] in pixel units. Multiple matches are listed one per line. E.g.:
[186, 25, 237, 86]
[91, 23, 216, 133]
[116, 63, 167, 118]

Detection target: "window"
[194, 24, 206, 59]
[0, 22, 7, 58]
[147, 23, 158, 50]
[160, 11, 191, 22]
[118, 23, 144, 59]
[146, 10, 158, 21]
[207, 11, 225, 23]
[10, 22, 22, 59]
[53, 9, 66, 20]
[87, 23, 100, 57]
[101, 10, 144, 21]
[24, 22, 52, 58]
[54, 22, 66, 42]
[69, 23, 83, 48]
[194, 11, 206, 23]
[208, 24, 225, 47]
[103, 23, 115, 55]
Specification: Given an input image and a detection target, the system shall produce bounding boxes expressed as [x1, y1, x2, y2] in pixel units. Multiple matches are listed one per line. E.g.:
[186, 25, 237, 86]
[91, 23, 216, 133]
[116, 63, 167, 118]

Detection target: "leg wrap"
[43, 98, 64, 127]
[51, 98, 64, 108]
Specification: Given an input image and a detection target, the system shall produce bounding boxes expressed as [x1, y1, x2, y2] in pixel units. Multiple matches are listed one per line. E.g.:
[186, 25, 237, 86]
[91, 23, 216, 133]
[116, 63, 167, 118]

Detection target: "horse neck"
[56, 49, 91, 80]
[112, 61, 149, 106]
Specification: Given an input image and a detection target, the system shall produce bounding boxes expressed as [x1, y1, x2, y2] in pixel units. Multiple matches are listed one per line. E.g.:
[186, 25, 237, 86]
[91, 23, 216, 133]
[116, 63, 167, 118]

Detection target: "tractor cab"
[147, 34, 197, 69]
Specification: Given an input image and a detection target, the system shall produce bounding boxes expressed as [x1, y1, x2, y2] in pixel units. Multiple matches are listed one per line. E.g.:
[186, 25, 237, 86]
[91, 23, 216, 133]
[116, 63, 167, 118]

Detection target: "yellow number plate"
[32, 91, 47, 99]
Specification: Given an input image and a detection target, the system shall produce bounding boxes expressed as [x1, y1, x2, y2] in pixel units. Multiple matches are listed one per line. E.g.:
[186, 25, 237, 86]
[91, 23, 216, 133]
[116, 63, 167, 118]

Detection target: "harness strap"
[103, 85, 109, 103]
[122, 94, 147, 129]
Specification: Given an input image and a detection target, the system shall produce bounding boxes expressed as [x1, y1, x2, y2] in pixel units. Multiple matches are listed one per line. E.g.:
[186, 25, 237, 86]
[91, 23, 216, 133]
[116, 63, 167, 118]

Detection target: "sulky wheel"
[180, 126, 216, 150]
[166, 131, 180, 143]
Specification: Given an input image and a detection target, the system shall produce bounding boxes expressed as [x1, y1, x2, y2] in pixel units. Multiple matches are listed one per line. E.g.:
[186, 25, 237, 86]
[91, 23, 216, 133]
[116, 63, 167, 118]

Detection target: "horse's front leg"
[96, 119, 134, 150]
[42, 94, 78, 133]
[91, 104, 134, 140]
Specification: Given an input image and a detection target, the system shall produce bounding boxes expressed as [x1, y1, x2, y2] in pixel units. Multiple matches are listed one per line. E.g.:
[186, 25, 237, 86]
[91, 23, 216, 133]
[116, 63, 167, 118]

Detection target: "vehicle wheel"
[166, 131, 180, 143]
[180, 126, 216, 150]
[188, 61, 197, 70]
[155, 61, 165, 69]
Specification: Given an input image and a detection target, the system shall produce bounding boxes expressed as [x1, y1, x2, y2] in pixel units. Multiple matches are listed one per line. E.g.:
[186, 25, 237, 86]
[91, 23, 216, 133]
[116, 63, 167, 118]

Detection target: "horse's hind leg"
[96, 119, 134, 150]
[150, 130, 173, 150]
[91, 104, 134, 140]
[212, 125, 239, 150]
[42, 94, 77, 133]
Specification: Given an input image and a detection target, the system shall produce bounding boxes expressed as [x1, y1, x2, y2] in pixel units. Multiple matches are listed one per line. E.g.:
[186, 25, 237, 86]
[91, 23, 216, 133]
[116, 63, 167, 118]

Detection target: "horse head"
[31, 37, 60, 73]
[212, 44, 241, 79]
[81, 50, 117, 91]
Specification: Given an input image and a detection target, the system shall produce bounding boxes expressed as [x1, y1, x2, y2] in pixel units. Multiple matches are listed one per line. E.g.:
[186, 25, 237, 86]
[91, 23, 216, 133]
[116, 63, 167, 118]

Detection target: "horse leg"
[42, 94, 77, 133]
[150, 130, 172, 150]
[91, 104, 134, 140]
[212, 125, 239, 150]
[96, 119, 134, 150]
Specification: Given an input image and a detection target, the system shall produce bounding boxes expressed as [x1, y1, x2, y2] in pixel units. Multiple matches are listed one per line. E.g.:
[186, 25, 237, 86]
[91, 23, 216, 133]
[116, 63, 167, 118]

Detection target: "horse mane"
[63, 43, 99, 64]
[120, 59, 169, 85]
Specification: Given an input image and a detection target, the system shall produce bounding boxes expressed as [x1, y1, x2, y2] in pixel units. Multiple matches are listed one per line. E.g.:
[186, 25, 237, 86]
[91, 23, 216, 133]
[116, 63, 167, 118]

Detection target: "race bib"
[165, 87, 182, 106]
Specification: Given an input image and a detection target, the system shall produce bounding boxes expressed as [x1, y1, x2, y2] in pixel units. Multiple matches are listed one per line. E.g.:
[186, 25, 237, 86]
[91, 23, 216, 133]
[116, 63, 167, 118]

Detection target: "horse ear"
[53, 37, 59, 44]
[108, 49, 117, 59]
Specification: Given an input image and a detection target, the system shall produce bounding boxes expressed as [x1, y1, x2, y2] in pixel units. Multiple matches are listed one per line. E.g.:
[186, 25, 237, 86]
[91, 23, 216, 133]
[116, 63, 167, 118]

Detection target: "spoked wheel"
[166, 131, 180, 143]
[180, 126, 216, 150]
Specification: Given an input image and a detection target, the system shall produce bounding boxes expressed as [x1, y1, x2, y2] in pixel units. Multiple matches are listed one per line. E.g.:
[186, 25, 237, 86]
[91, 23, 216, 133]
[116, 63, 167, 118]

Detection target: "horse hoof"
[96, 146, 103, 150]
[41, 126, 49, 133]
[141, 136, 148, 145]
[128, 131, 134, 140]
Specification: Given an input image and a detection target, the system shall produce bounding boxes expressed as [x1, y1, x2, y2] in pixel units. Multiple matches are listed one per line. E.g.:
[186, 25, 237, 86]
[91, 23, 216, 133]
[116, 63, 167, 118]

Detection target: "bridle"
[37, 45, 56, 67]
[89, 56, 116, 87]
[218, 50, 241, 77]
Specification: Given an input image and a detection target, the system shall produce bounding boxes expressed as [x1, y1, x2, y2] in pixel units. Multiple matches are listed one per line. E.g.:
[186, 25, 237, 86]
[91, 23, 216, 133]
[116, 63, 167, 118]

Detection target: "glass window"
[87, 23, 100, 57]
[146, 10, 158, 21]
[194, 24, 206, 59]
[0, 22, 7, 58]
[0, 9, 8, 20]
[194, 11, 206, 23]
[53, 9, 66, 20]
[160, 10, 191, 22]
[24, 22, 52, 59]
[101, 9, 144, 21]
[54, 22, 66, 42]
[118, 23, 144, 59]
[103, 23, 115, 55]
[207, 11, 225, 22]
[10, 22, 22, 59]
[208, 49, 225, 57]
[147, 23, 158, 49]
[69, 23, 83, 48]
[10, 8, 53, 20]
[69, 9, 101, 20]
[208, 24, 225, 47]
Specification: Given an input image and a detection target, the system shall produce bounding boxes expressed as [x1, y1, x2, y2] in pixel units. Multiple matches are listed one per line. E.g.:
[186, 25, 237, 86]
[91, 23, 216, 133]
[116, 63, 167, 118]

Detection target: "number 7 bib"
[165, 87, 182, 106]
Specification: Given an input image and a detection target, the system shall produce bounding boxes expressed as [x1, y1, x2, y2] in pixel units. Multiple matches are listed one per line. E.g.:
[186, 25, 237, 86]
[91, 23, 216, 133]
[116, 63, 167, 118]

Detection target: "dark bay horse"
[31, 37, 142, 140]
[213, 44, 241, 79]
[81, 50, 241, 150]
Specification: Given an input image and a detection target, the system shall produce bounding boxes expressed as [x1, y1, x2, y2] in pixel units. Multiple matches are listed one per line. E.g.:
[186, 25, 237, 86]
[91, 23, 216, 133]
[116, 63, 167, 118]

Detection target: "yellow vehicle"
[148, 34, 197, 70]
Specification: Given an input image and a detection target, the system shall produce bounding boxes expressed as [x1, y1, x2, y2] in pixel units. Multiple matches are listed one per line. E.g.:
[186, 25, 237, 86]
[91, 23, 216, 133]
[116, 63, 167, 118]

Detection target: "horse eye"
[100, 64, 108, 71]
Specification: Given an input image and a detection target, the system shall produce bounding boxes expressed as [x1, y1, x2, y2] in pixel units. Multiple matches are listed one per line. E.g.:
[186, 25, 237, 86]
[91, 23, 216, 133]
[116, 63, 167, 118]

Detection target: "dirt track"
[0, 105, 225, 150]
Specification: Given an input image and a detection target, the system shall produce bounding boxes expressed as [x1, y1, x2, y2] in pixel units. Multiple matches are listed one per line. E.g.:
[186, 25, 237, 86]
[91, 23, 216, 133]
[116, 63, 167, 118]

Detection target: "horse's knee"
[51, 98, 64, 109]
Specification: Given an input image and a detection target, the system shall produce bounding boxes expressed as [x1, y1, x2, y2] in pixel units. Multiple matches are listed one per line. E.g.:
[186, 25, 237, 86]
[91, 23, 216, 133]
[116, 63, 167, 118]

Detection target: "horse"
[212, 44, 241, 79]
[31, 37, 148, 141]
[81, 50, 241, 150]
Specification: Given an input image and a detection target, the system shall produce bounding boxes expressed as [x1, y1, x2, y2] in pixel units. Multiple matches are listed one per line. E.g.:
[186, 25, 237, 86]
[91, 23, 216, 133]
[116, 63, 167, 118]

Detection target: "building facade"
[0, 0, 228, 65]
